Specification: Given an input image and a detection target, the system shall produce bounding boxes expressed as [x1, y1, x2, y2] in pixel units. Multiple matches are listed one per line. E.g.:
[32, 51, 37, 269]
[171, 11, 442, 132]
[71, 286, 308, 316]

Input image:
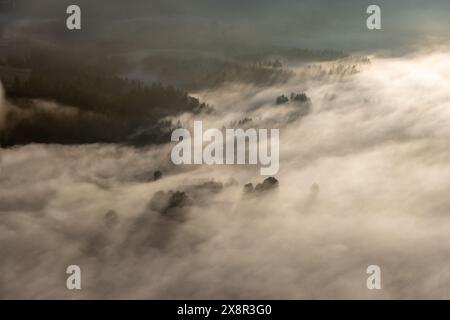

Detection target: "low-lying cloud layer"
[1, 49, 450, 298]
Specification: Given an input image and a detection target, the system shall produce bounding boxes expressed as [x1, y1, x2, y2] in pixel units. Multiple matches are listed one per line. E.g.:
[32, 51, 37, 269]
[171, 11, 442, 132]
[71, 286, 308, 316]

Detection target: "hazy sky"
[1, 0, 450, 52]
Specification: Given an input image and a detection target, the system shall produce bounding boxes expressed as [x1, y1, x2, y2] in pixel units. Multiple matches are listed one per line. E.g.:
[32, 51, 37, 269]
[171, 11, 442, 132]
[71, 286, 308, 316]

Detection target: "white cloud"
[2, 50, 450, 298]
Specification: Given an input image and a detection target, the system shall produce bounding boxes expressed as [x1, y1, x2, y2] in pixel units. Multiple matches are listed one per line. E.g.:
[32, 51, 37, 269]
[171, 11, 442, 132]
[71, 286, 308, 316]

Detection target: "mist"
[1, 47, 450, 298]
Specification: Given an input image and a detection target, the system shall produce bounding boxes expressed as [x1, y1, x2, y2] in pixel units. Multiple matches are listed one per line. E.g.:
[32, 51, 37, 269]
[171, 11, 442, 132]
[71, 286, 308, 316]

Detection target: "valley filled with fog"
[2, 48, 450, 298]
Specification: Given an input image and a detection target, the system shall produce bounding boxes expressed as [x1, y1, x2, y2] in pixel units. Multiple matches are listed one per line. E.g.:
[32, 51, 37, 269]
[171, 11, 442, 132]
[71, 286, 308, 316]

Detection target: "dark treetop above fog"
[1, 0, 449, 146]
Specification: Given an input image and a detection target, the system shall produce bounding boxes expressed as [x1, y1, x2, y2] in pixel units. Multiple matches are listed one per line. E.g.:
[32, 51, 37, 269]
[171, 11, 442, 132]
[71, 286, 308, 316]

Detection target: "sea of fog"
[1, 49, 450, 298]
